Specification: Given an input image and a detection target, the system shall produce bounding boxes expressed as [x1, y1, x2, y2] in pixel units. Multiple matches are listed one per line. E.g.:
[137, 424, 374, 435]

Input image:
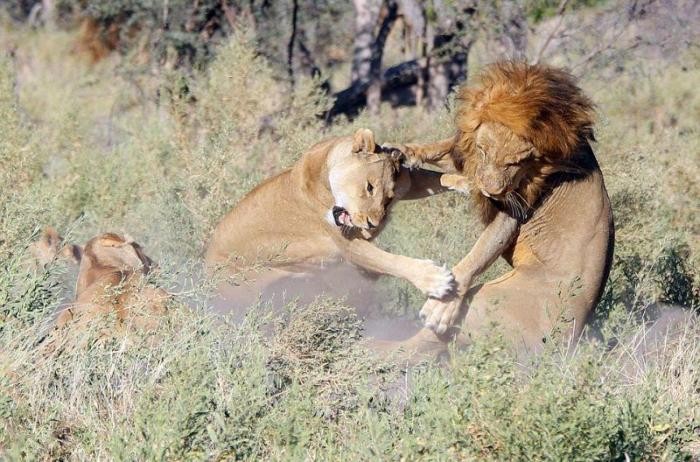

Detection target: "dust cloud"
[208, 262, 422, 342]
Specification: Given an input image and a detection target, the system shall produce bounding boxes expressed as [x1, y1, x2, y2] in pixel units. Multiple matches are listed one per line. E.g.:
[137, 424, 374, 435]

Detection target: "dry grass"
[0, 11, 698, 461]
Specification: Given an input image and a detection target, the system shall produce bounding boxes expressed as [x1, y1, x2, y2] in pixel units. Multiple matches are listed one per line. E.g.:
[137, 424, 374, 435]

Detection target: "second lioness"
[205, 128, 454, 298]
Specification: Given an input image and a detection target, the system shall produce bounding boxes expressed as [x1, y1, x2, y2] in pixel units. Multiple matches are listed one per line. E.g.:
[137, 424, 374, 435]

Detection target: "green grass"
[0, 19, 699, 461]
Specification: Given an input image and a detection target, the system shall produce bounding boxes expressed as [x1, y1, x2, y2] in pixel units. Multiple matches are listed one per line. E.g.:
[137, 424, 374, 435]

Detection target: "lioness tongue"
[340, 211, 352, 226]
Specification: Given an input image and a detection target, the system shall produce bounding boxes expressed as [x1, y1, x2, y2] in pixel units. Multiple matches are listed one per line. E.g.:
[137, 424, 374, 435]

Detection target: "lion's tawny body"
[389, 62, 615, 357]
[461, 150, 614, 347]
[206, 139, 339, 271]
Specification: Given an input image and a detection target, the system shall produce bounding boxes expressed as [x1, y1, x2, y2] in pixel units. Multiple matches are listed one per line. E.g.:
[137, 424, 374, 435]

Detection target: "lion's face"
[328, 129, 399, 233]
[472, 122, 537, 199]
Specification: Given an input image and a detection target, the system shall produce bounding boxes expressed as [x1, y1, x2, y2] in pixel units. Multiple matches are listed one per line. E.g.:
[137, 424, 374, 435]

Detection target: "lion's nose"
[479, 176, 507, 197]
[487, 184, 507, 196]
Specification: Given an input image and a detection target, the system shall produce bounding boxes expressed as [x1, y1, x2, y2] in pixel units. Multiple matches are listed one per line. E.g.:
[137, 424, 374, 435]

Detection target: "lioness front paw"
[420, 296, 464, 334]
[411, 260, 455, 299]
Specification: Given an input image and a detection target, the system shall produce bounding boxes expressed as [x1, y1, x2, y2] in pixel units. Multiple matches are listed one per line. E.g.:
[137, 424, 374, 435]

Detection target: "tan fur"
[55, 233, 169, 332]
[455, 61, 597, 224]
[205, 128, 455, 305]
[386, 62, 614, 358]
[28, 227, 83, 269]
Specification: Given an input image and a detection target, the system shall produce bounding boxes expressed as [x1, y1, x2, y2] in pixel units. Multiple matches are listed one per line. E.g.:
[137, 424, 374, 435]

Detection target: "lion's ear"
[40, 227, 61, 248]
[352, 128, 376, 154]
[64, 244, 83, 264]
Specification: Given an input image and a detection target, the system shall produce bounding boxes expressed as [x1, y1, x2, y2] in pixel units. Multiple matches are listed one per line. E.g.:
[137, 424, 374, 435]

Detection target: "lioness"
[388, 62, 614, 355]
[56, 232, 169, 331]
[205, 128, 454, 304]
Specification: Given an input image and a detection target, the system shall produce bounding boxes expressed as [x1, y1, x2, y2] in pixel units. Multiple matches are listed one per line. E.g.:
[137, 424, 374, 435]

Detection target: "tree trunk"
[367, 2, 398, 113]
[41, 0, 56, 29]
[287, 0, 299, 87]
[423, 0, 472, 109]
[351, 0, 383, 83]
[329, 0, 472, 118]
[348, 0, 398, 114]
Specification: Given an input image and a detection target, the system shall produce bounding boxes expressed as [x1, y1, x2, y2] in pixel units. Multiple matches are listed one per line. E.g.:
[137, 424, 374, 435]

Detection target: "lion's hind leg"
[367, 326, 451, 365]
[457, 270, 561, 354]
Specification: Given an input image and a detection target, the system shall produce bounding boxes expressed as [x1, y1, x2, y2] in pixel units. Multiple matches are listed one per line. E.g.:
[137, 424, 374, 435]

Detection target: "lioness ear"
[121, 241, 155, 273]
[352, 128, 376, 154]
[130, 243, 155, 274]
[63, 244, 83, 264]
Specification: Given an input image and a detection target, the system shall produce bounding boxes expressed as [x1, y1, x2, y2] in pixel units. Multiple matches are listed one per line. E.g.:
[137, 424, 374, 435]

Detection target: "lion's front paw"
[420, 296, 464, 334]
[411, 260, 455, 299]
[440, 174, 471, 194]
[401, 149, 423, 170]
[380, 144, 422, 169]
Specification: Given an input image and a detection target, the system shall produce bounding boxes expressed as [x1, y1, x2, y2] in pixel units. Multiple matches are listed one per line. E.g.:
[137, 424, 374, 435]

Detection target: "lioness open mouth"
[332, 206, 353, 227]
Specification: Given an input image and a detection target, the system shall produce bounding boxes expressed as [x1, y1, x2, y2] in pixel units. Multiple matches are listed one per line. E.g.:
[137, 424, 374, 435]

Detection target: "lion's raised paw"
[440, 174, 471, 194]
[420, 296, 463, 334]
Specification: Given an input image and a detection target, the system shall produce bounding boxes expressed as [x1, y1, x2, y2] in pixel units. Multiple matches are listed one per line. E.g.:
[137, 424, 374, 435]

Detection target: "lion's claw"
[378, 143, 422, 170]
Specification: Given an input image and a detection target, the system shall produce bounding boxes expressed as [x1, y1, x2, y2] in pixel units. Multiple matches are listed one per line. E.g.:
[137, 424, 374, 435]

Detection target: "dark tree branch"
[366, 1, 399, 112]
[326, 59, 421, 120]
[287, 0, 299, 87]
[533, 0, 571, 64]
[369, 1, 398, 81]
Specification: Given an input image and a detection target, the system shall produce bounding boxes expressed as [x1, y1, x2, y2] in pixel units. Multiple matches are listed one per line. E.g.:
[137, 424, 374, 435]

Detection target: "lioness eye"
[366, 182, 374, 194]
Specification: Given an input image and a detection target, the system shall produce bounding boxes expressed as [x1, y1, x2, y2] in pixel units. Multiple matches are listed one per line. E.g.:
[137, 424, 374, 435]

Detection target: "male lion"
[391, 62, 614, 354]
[56, 232, 169, 331]
[205, 128, 454, 306]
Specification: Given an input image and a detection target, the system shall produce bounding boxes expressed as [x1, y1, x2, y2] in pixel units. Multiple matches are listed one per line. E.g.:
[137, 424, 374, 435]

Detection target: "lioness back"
[205, 141, 339, 271]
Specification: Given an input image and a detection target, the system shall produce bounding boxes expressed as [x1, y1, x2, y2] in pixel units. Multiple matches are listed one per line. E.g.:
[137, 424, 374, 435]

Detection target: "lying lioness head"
[28, 227, 83, 269]
[327, 128, 403, 236]
[58, 232, 167, 330]
[75, 232, 154, 293]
